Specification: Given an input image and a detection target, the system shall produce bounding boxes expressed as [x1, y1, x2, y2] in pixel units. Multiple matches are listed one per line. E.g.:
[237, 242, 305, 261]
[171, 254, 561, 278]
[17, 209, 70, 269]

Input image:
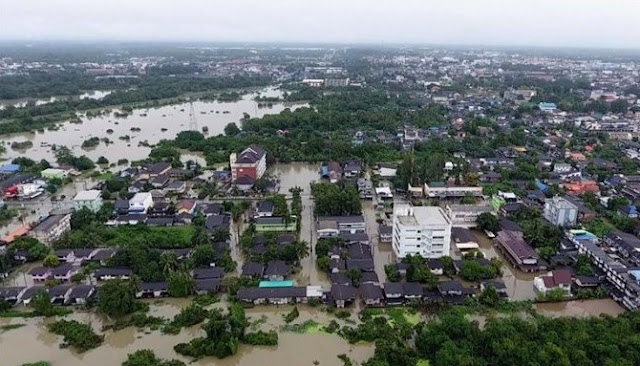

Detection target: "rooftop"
[73, 190, 102, 201]
[395, 205, 450, 227]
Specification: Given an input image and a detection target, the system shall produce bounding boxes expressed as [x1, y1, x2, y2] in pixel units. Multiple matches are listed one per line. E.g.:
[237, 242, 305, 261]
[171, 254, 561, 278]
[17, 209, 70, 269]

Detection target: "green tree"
[167, 272, 194, 297]
[97, 280, 137, 317]
[192, 245, 216, 268]
[122, 349, 186, 366]
[224, 122, 241, 136]
[31, 290, 56, 316]
[43, 254, 60, 267]
[476, 212, 499, 233]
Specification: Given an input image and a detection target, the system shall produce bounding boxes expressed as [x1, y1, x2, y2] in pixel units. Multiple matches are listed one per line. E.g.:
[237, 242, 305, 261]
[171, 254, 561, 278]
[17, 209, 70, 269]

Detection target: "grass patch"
[249, 315, 268, 331]
[416, 360, 430, 366]
[280, 320, 323, 334]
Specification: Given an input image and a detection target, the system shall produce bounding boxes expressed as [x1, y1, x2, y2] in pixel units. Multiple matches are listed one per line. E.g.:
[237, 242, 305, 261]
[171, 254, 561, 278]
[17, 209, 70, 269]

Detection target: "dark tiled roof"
[330, 284, 357, 300]
[242, 262, 265, 277]
[359, 283, 383, 300]
[193, 267, 225, 279]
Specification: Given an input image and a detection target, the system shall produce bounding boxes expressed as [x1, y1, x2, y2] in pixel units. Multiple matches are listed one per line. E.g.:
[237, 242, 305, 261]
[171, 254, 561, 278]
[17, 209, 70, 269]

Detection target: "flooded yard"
[535, 298, 625, 317]
[0, 87, 308, 164]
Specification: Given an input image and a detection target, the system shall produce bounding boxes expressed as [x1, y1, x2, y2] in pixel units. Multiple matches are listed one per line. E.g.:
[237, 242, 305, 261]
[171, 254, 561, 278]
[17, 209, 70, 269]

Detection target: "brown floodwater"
[473, 230, 537, 301]
[0, 301, 373, 366]
[535, 299, 625, 317]
[0, 87, 308, 164]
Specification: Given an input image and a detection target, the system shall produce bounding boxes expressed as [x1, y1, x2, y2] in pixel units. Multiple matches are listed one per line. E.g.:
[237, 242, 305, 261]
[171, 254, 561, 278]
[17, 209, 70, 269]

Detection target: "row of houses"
[236, 280, 497, 308]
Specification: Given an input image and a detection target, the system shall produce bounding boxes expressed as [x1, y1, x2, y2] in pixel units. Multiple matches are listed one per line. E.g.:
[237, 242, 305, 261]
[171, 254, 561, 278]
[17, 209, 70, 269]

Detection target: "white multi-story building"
[544, 196, 578, 227]
[392, 205, 452, 259]
[73, 190, 103, 212]
[128, 192, 153, 213]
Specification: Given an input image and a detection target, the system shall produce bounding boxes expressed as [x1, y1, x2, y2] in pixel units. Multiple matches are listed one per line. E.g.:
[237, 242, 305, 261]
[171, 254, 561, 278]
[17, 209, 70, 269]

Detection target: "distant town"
[1, 43, 640, 366]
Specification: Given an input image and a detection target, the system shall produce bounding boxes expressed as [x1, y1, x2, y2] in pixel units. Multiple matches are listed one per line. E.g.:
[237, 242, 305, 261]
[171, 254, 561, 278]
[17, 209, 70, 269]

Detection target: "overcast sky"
[2, 0, 639, 48]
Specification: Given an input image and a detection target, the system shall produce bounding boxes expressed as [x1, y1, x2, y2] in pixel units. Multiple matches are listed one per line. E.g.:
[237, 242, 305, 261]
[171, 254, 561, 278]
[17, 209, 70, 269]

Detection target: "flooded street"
[472, 229, 537, 301]
[0, 301, 373, 366]
[0, 87, 307, 164]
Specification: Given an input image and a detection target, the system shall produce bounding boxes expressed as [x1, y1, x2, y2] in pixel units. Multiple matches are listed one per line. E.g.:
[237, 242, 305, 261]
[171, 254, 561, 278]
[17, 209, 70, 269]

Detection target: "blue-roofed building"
[535, 179, 548, 192]
[0, 164, 21, 174]
[539, 102, 557, 112]
[619, 205, 638, 219]
[259, 280, 294, 288]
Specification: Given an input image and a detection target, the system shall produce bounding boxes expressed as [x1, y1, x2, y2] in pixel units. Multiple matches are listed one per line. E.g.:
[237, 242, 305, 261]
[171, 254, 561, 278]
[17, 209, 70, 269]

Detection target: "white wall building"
[544, 196, 578, 227]
[392, 205, 452, 259]
[73, 190, 103, 212]
[129, 192, 153, 213]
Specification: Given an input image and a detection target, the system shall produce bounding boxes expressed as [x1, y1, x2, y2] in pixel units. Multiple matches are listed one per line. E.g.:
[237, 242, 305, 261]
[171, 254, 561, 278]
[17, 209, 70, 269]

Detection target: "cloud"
[2, 0, 638, 48]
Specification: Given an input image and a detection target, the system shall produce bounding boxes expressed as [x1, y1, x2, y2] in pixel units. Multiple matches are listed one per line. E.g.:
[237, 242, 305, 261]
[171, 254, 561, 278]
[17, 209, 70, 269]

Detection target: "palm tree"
[160, 252, 179, 277]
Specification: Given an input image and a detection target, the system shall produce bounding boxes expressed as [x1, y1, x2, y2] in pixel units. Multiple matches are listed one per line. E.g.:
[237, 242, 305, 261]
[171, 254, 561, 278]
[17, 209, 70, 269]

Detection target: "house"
[316, 216, 366, 237]
[41, 168, 68, 180]
[346, 258, 375, 272]
[164, 181, 187, 194]
[51, 265, 79, 281]
[438, 280, 464, 296]
[141, 162, 171, 178]
[108, 214, 147, 226]
[29, 267, 52, 282]
[321, 161, 343, 183]
[236, 286, 319, 305]
[147, 217, 175, 227]
[20, 286, 46, 305]
[574, 276, 600, 288]
[256, 201, 274, 218]
[360, 271, 380, 285]
[54, 249, 74, 263]
[151, 174, 169, 188]
[480, 280, 508, 297]
[360, 283, 384, 306]
[200, 203, 222, 216]
[451, 227, 480, 252]
[195, 279, 222, 295]
[94, 267, 133, 281]
[176, 200, 197, 215]
[128, 180, 146, 194]
[29, 213, 71, 245]
[379, 225, 392, 242]
[73, 190, 103, 212]
[242, 262, 265, 278]
[619, 205, 639, 219]
[427, 259, 444, 275]
[494, 230, 545, 272]
[264, 260, 291, 281]
[114, 199, 130, 215]
[0, 286, 26, 304]
[534, 269, 572, 297]
[0, 163, 21, 174]
[162, 248, 192, 261]
[378, 163, 397, 178]
[235, 176, 255, 191]
[193, 267, 225, 280]
[129, 192, 153, 213]
[205, 214, 231, 232]
[277, 234, 296, 247]
[330, 272, 352, 286]
[329, 259, 346, 274]
[330, 284, 358, 308]
[90, 248, 117, 265]
[347, 242, 372, 259]
[48, 285, 72, 304]
[136, 282, 169, 298]
[67, 285, 96, 305]
[343, 160, 363, 178]
[539, 102, 557, 112]
[230, 145, 267, 183]
[404, 282, 423, 300]
[383, 282, 404, 305]
[255, 217, 295, 233]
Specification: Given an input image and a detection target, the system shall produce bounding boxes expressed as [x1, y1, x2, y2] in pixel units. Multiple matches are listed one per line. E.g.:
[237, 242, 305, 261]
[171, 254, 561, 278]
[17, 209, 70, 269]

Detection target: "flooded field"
[0, 301, 373, 366]
[0, 87, 307, 164]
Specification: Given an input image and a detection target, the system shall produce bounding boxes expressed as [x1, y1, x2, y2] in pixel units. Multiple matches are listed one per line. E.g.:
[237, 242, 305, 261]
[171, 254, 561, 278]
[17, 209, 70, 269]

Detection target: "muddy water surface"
[535, 298, 625, 317]
[0, 87, 307, 164]
[0, 302, 373, 366]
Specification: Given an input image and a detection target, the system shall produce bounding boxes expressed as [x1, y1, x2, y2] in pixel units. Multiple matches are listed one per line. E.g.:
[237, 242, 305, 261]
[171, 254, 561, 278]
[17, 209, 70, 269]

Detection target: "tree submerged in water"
[174, 304, 277, 359]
